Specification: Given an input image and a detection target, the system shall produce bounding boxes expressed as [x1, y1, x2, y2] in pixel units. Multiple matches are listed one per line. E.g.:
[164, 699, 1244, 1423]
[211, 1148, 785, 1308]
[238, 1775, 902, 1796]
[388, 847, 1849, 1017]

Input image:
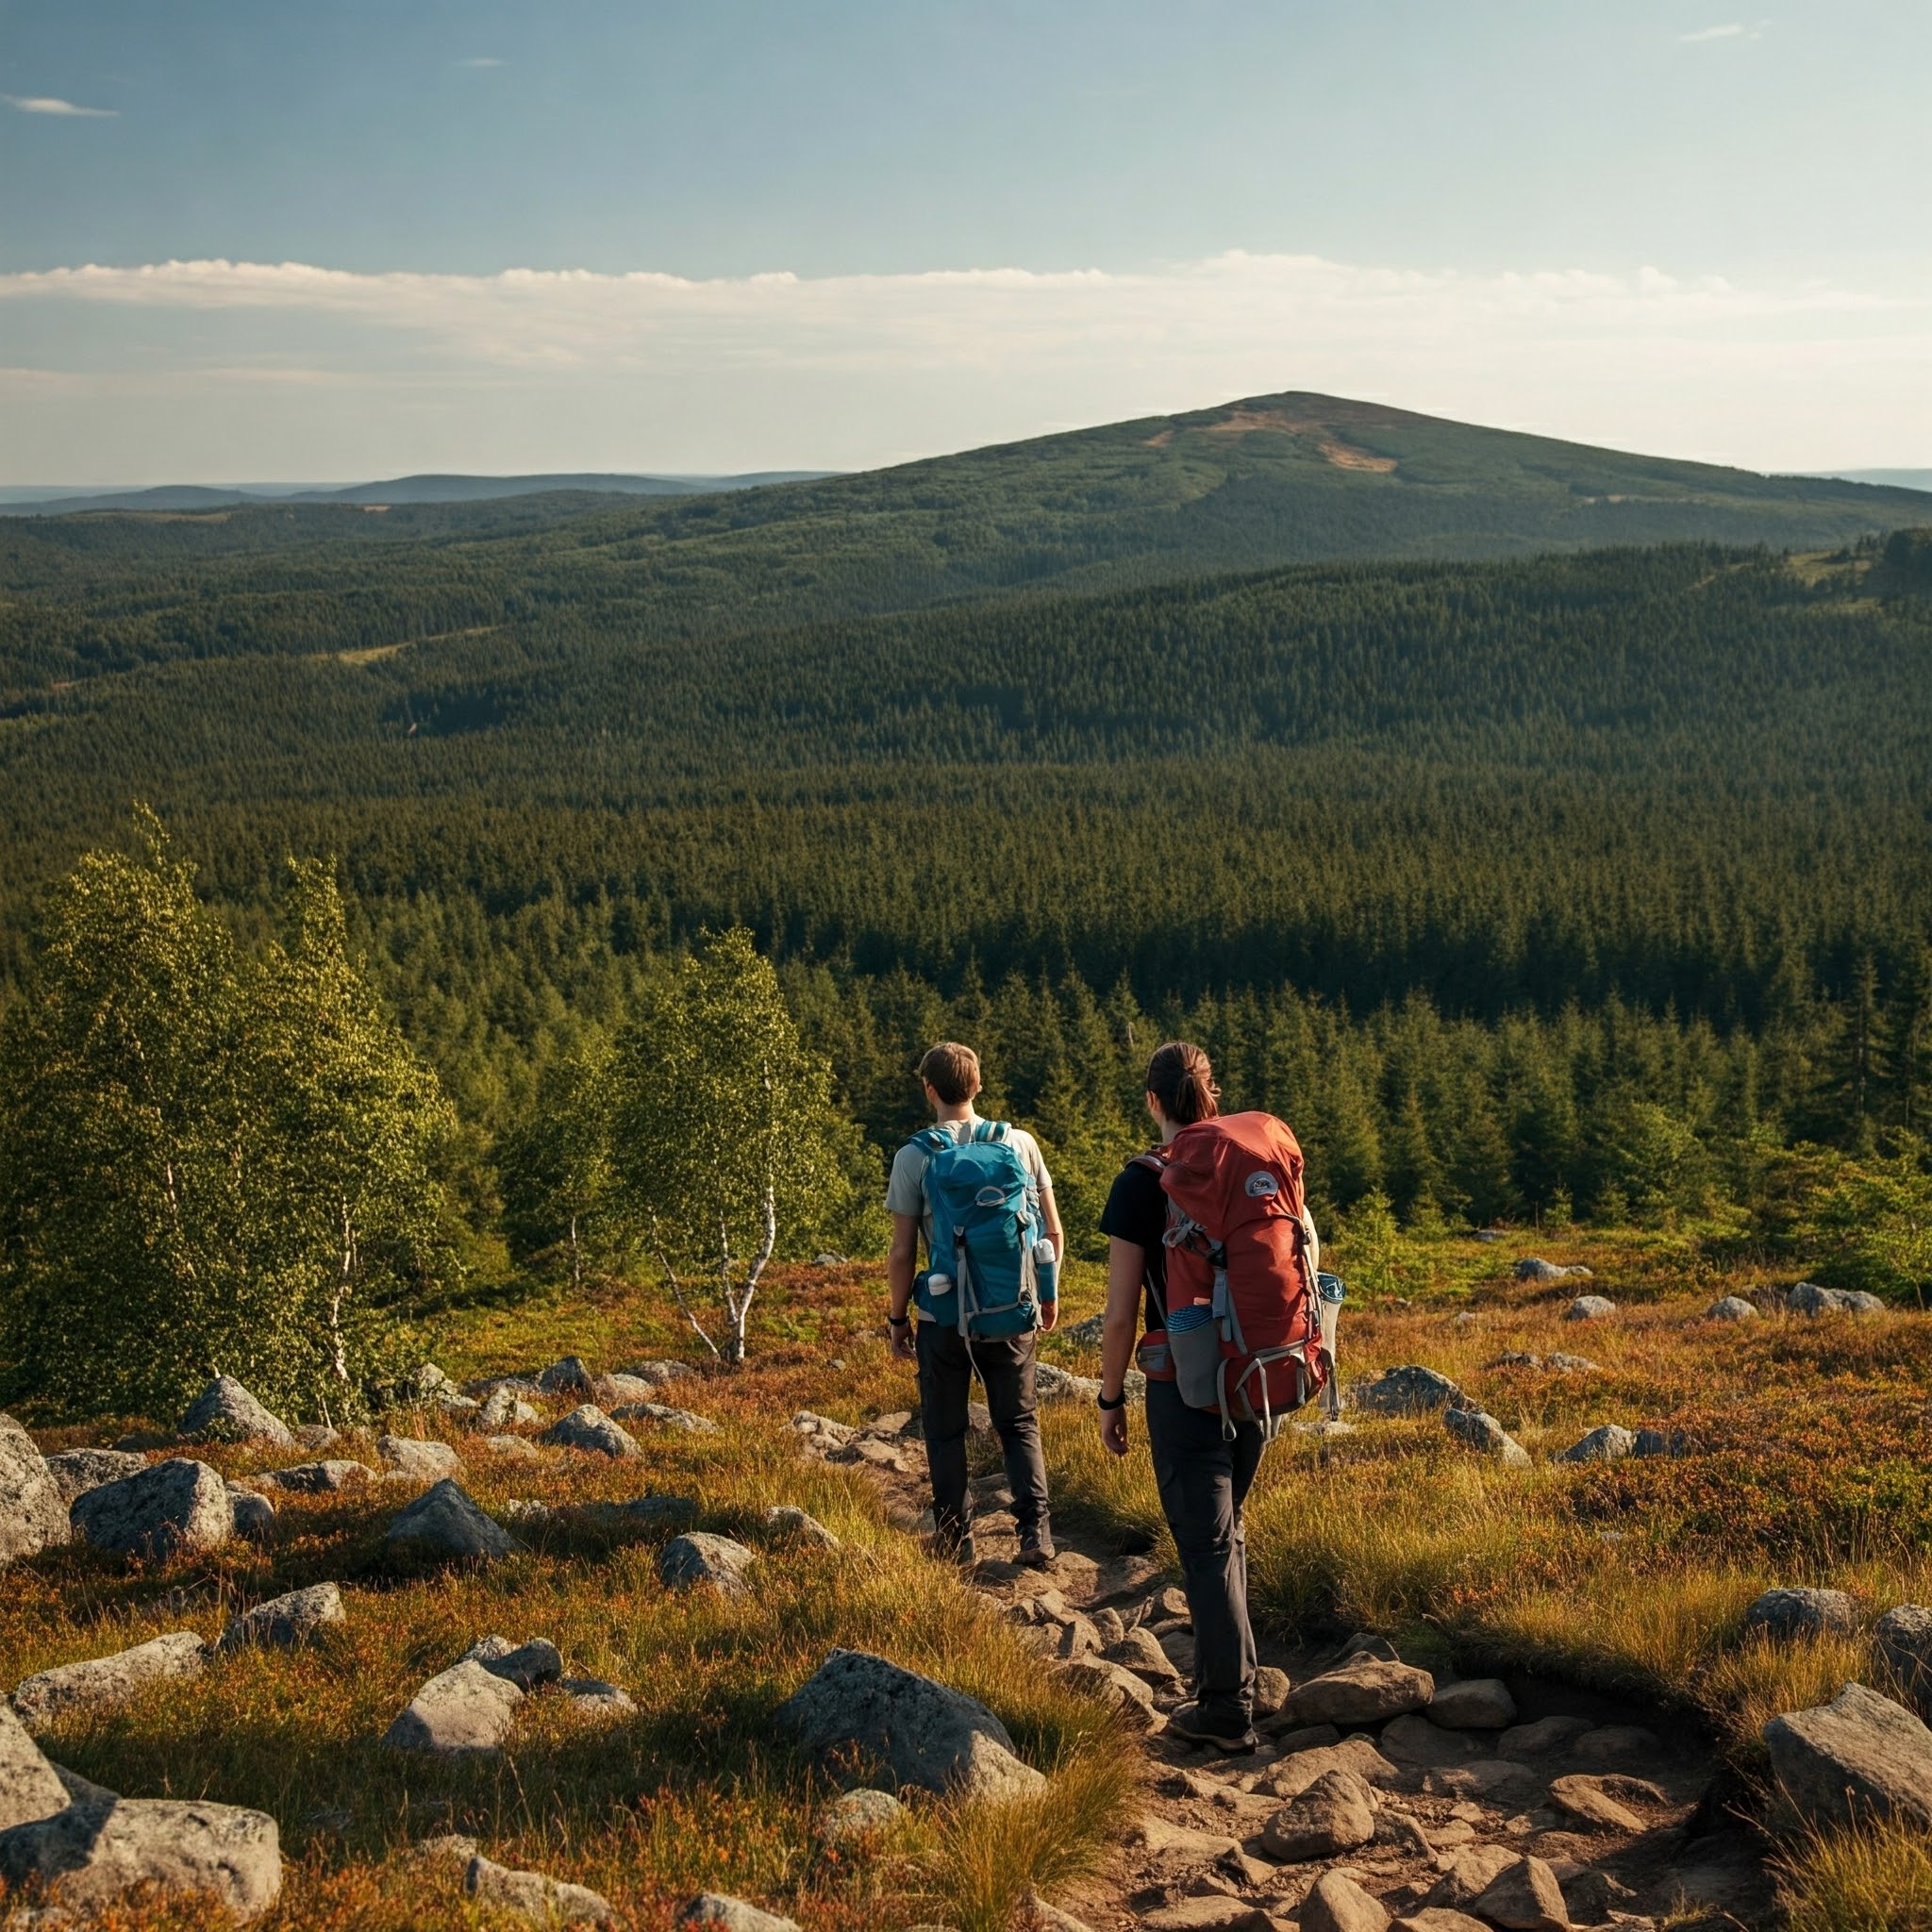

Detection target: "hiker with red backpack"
[886, 1041, 1065, 1569]
[1095, 1041, 1341, 1751]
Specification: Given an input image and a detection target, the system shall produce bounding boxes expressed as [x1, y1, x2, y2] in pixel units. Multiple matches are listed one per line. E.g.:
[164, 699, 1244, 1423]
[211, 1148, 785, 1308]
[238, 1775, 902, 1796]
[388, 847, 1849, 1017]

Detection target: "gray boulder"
[0, 1415, 69, 1566]
[778, 1646, 1043, 1799]
[1425, 1678, 1516, 1728]
[1744, 1587, 1859, 1641]
[611, 1401, 718, 1433]
[1513, 1258, 1591, 1283]
[376, 1435, 463, 1480]
[383, 1478, 514, 1562]
[0, 1790, 282, 1922]
[486, 1435, 541, 1459]
[228, 1484, 275, 1542]
[1443, 1407, 1531, 1467]
[679, 1895, 800, 1932]
[540, 1405, 641, 1458]
[1563, 1295, 1616, 1322]
[1546, 1352, 1603, 1372]
[221, 1583, 345, 1652]
[69, 1458, 231, 1561]
[0, 1704, 68, 1831]
[1558, 1424, 1636, 1465]
[382, 1658, 524, 1755]
[536, 1356, 594, 1395]
[1259, 1767, 1376, 1860]
[474, 1385, 541, 1430]
[1035, 1362, 1103, 1402]
[622, 1358, 697, 1385]
[1353, 1366, 1466, 1416]
[1064, 1313, 1107, 1347]
[762, 1505, 841, 1550]
[1875, 1604, 1932, 1713]
[260, 1458, 375, 1492]
[658, 1532, 758, 1598]
[1276, 1657, 1435, 1727]
[290, 1423, 340, 1451]
[590, 1372, 661, 1407]
[1707, 1295, 1758, 1322]
[466, 1852, 614, 1923]
[1763, 1681, 1932, 1828]
[1788, 1281, 1886, 1316]
[816, 1786, 906, 1846]
[464, 1636, 563, 1690]
[42, 1448, 147, 1507]
[561, 1677, 637, 1716]
[10, 1632, 209, 1732]
[179, 1374, 293, 1447]
[789, 1411, 857, 1448]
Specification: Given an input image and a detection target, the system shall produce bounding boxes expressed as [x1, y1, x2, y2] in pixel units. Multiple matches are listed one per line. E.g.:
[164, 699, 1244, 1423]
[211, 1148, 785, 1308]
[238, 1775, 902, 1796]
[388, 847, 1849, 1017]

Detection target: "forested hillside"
[0, 396, 1926, 1294]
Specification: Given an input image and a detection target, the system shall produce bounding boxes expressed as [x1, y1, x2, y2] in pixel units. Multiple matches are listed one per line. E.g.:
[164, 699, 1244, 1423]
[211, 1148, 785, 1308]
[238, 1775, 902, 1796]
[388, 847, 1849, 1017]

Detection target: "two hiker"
[887, 1036, 1335, 1753]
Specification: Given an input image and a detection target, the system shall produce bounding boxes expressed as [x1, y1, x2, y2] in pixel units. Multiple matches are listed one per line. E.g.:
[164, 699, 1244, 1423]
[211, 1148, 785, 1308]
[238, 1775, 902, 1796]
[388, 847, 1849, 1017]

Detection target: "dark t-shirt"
[1100, 1156, 1170, 1332]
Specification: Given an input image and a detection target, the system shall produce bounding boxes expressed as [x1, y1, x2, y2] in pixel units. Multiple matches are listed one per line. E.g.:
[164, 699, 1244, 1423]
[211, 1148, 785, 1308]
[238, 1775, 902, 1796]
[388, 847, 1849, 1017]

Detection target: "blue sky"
[2, 0, 1926, 482]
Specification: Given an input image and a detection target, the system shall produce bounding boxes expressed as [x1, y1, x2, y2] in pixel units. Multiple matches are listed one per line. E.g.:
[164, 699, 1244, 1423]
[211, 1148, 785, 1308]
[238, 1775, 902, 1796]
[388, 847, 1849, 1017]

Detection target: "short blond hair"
[918, 1041, 982, 1106]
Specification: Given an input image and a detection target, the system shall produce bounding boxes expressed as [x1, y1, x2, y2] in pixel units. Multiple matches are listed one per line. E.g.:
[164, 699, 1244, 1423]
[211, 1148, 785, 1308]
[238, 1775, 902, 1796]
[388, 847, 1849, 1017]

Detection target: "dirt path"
[798, 1406, 1774, 1932]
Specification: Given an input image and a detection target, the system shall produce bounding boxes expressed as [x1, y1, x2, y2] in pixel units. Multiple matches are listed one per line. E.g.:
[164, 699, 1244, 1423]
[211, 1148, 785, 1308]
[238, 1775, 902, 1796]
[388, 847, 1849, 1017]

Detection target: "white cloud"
[458, 57, 505, 68]
[0, 251, 1924, 480]
[3, 93, 117, 116]
[1677, 22, 1764, 41]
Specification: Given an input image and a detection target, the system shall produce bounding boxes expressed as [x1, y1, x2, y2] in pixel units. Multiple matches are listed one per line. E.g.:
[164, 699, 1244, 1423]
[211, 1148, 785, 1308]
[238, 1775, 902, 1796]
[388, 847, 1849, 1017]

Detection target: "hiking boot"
[1016, 1525, 1056, 1570]
[1166, 1701, 1259, 1753]
[933, 1532, 977, 1569]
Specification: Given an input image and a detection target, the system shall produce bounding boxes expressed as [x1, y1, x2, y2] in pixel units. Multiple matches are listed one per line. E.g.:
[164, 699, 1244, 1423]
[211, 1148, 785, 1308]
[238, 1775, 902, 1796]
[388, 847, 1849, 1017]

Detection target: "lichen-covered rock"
[1513, 1258, 1591, 1284]
[560, 1677, 636, 1716]
[815, 1786, 905, 1846]
[465, 1852, 614, 1923]
[536, 1356, 594, 1395]
[10, 1632, 209, 1732]
[1875, 1604, 1932, 1713]
[0, 1790, 282, 1922]
[1707, 1295, 1758, 1321]
[539, 1405, 641, 1458]
[221, 1583, 346, 1651]
[1788, 1281, 1886, 1315]
[0, 1704, 68, 1831]
[658, 1532, 758, 1597]
[0, 1415, 69, 1566]
[761, 1505, 841, 1549]
[622, 1358, 697, 1385]
[1352, 1366, 1465, 1416]
[779, 1646, 1036, 1798]
[42, 1448, 147, 1507]
[1443, 1407, 1531, 1467]
[381, 1658, 524, 1755]
[1762, 1681, 1932, 1828]
[383, 1477, 514, 1562]
[1744, 1587, 1859, 1641]
[463, 1636, 563, 1689]
[69, 1458, 231, 1562]
[1035, 1362, 1103, 1402]
[228, 1484, 275, 1542]
[473, 1386, 541, 1431]
[679, 1895, 800, 1932]
[610, 1401, 718, 1433]
[376, 1435, 463, 1480]
[179, 1375, 292, 1447]
[1563, 1295, 1617, 1322]
[1277, 1657, 1435, 1727]
[1557, 1424, 1636, 1465]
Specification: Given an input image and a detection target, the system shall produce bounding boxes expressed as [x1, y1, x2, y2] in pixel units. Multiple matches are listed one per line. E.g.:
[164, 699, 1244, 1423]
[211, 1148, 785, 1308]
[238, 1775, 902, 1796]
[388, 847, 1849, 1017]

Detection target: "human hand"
[890, 1320, 917, 1361]
[1039, 1300, 1058, 1332]
[1099, 1406, 1128, 1457]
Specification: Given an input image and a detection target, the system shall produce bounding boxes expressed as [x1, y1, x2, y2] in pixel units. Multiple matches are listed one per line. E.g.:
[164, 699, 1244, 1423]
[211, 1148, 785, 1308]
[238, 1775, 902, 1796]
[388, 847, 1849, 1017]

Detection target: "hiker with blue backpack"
[885, 1041, 1064, 1569]
[1095, 1041, 1342, 1752]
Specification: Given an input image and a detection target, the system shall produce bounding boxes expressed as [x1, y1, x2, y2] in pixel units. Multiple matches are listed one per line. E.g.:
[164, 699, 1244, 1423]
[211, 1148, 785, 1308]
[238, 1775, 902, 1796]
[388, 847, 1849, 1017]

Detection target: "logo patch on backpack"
[974, 1186, 1006, 1207]
[1244, 1171, 1280, 1198]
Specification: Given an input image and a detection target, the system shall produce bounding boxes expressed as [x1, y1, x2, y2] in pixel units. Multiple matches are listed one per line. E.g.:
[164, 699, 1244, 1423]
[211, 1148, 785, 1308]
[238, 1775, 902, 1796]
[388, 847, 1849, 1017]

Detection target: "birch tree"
[610, 928, 853, 1363]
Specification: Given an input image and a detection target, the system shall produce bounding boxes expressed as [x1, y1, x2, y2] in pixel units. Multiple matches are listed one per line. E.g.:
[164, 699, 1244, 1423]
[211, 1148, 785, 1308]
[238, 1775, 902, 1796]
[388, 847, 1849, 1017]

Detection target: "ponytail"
[1145, 1041, 1220, 1126]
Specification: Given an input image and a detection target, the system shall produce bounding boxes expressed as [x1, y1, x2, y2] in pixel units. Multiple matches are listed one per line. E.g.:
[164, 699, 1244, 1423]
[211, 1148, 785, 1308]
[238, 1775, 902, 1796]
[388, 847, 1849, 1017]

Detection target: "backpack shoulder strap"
[1132, 1150, 1167, 1174]
[974, 1120, 1010, 1144]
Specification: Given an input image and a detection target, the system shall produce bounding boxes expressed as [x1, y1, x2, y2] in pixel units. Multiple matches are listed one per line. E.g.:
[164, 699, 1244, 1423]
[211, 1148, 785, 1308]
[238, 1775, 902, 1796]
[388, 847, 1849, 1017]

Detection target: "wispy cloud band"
[3, 93, 117, 117]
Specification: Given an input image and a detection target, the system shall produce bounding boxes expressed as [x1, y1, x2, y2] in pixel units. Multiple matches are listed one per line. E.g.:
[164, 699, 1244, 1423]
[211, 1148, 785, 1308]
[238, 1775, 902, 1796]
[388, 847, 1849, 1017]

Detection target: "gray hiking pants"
[915, 1324, 1050, 1550]
[1146, 1377, 1266, 1729]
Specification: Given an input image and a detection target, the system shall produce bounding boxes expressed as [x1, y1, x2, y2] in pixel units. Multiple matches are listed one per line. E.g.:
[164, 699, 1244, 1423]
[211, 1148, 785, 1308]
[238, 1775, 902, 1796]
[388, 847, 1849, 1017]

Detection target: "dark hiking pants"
[1146, 1377, 1266, 1729]
[915, 1324, 1050, 1550]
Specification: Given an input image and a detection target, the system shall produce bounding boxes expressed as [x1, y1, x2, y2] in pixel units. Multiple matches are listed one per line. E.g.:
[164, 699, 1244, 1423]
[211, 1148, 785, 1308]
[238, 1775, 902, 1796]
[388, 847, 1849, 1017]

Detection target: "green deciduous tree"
[609, 927, 863, 1362]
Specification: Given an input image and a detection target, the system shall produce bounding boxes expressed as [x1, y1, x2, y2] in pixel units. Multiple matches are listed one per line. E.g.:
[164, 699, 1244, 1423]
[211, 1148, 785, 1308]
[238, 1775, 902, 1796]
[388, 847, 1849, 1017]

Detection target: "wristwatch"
[1096, 1389, 1126, 1411]
[888, 1313, 910, 1329]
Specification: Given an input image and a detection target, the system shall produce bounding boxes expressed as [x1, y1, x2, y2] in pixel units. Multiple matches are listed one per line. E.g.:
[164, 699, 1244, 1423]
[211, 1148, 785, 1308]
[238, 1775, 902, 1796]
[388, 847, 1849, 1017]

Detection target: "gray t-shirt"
[886, 1118, 1054, 1256]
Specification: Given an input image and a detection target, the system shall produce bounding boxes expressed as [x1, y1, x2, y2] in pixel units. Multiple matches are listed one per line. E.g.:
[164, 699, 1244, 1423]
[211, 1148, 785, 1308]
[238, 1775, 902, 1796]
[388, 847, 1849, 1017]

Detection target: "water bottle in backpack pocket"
[1165, 1301, 1223, 1408]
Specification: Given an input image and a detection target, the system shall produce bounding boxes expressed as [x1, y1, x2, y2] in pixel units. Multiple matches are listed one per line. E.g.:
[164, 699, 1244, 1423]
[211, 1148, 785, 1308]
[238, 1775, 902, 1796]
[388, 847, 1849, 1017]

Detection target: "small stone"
[1253, 1664, 1291, 1715]
[486, 1435, 541, 1458]
[259, 1459, 375, 1492]
[1630, 1429, 1689, 1457]
[220, 1582, 345, 1651]
[1444, 1407, 1532, 1466]
[1424, 1846, 1521, 1910]
[1091, 1607, 1126, 1646]
[42, 1448, 148, 1507]
[1353, 1366, 1467, 1416]
[383, 1477, 514, 1561]
[473, 1386, 541, 1430]
[1471, 1855, 1570, 1932]
[1706, 1295, 1757, 1322]
[10, 1633, 209, 1733]
[590, 1372, 661, 1408]
[1106, 1625, 1184, 1685]
[1875, 1604, 1932, 1713]
[178, 1375, 292, 1446]
[678, 1894, 801, 1932]
[1035, 1363, 1103, 1402]
[228, 1485, 275, 1542]
[1491, 1352, 1543, 1369]
[761, 1505, 841, 1549]
[610, 1401, 719, 1433]
[1259, 1767, 1375, 1859]
[1056, 1657, 1159, 1728]
[1562, 1296, 1615, 1322]
[1546, 1774, 1643, 1832]
[1743, 1587, 1859, 1641]
[1394, 1914, 1492, 1932]
[1381, 1712, 1483, 1767]
[791, 1410, 857, 1447]
[466, 1853, 614, 1923]
[1558, 1869, 1637, 1924]
[1269, 1722, 1344, 1752]
[622, 1358, 697, 1384]
[1557, 1426, 1636, 1465]
[377, 1435, 463, 1480]
[815, 1786, 905, 1846]
[1277, 1657, 1434, 1727]
[1423, 1760, 1543, 1806]
[1570, 1725, 1660, 1769]
[1026, 1893, 1096, 1932]
[463, 1635, 563, 1689]
[1546, 1354, 1602, 1373]
[658, 1531, 758, 1597]
[539, 1405, 641, 1458]
[560, 1676, 636, 1715]
[1141, 1902, 1273, 1932]
[1514, 1259, 1591, 1284]
[1302, 1869, 1392, 1932]
[1427, 1678, 1517, 1728]
[1762, 1680, 1932, 1829]
[381, 1658, 523, 1755]
[536, 1356, 594, 1394]
[69, 1457, 232, 1562]
[1262, 1737, 1400, 1798]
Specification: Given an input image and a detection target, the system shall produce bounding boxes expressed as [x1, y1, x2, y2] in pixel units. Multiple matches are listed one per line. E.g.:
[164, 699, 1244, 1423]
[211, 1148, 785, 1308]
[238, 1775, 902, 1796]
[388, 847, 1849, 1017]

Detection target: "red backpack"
[1136, 1112, 1333, 1437]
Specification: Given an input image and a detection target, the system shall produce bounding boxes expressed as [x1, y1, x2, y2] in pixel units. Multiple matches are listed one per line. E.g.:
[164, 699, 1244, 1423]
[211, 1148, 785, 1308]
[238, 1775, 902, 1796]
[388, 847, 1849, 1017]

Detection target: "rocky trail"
[799, 1403, 1774, 1932]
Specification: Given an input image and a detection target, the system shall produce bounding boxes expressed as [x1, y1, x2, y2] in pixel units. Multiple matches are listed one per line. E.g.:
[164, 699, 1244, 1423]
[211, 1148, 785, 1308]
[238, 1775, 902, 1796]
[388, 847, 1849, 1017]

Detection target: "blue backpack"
[913, 1122, 1042, 1339]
